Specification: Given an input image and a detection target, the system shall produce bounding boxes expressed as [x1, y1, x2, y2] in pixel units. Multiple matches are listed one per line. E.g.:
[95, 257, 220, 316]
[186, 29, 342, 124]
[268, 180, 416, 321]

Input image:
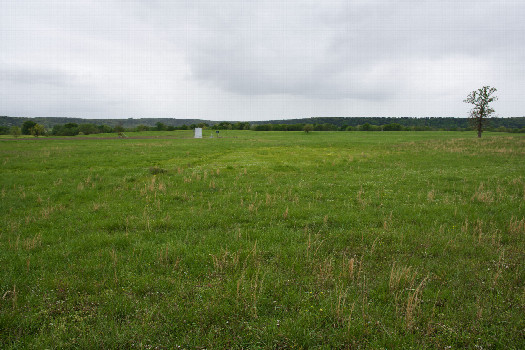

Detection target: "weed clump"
[149, 166, 167, 175]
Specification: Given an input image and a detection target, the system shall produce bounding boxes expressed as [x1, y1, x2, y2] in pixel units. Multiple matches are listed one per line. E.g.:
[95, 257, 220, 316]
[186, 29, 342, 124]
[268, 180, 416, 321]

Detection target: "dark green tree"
[464, 86, 498, 138]
[136, 125, 150, 132]
[79, 124, 98, 135]
[21, 120, 36, 135]
[360, 123, 372, 131]
[113, 124, 125, 133]
[57, 123, 79, 136]
[383, 123, 403, 131]
[98, 125, 113, 133]
[155, 122, 167, 131]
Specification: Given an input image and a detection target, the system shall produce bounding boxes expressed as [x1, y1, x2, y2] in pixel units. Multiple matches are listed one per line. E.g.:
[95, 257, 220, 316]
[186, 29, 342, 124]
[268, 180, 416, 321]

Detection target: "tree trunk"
[477, 118, 482, 138]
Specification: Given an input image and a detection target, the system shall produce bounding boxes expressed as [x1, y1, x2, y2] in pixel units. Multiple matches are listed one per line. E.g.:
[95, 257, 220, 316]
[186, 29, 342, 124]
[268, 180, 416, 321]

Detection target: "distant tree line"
[0, 116, 215, 129]
[252, 117, 525, 130]
[49, 123, 117, 136]
[250, 122, 525, 133]
[1, 117, 524, 135]
[137, 121, 251, 131]
[0, 120, 47, 137]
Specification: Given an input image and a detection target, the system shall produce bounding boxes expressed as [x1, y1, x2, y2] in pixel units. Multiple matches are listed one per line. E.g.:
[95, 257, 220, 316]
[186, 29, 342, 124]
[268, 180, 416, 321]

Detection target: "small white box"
[194, 128, 202, 138]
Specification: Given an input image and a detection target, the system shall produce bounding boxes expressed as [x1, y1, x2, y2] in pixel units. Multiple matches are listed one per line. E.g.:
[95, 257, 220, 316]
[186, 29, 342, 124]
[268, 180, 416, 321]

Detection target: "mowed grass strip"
[0, 131, 524, 348]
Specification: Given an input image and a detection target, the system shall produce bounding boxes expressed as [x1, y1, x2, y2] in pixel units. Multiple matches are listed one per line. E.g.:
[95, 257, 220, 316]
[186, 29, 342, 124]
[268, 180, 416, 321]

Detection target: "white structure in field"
[194, 128, 202, 138]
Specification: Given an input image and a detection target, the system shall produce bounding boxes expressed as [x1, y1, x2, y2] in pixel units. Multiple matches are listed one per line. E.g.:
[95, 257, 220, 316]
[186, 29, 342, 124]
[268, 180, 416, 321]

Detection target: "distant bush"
[52, 124, 79, 136]
[78, 123, 98, 135]
[10, 126, 21, 138]
[212, 122, 233, 130]
[155, 122, 167, 131]
[30, 124, 46, 137]
[97, 125, 113, 133]
[136, 125, 150, 132]
[383, 123, 403, 131]
[48, 123, 114, 136]
[252, 124, 272, 131]
[149, 166, 167, 175]
[359, 123, 382, 131]
[21, 120, 36, 135]
[113, 124, 125, 133]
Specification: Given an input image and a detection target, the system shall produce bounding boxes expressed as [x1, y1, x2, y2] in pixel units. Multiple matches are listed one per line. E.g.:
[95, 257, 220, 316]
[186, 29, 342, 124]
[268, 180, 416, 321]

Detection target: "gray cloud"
[1, 0, 524, 120]
[127, 0, 525, 101]
[0, 66, 77, 87]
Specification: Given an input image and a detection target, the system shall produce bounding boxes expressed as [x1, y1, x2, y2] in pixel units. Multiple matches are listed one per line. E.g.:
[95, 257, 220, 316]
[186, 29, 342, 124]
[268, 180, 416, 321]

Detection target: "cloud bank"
[1, 0, 524, 120]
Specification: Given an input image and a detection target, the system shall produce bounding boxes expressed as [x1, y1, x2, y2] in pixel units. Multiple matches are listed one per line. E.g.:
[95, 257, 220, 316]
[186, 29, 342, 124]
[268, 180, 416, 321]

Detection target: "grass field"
[1, 131, 524, 348]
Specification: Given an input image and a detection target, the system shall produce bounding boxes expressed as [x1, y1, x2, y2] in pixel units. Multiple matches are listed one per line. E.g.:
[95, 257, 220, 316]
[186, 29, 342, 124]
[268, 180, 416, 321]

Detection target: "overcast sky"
[1, 0, 524, 121]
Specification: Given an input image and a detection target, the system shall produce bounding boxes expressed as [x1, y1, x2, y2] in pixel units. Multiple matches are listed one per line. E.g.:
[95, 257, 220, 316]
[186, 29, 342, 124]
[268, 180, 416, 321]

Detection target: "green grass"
[1, 131, 524, 348]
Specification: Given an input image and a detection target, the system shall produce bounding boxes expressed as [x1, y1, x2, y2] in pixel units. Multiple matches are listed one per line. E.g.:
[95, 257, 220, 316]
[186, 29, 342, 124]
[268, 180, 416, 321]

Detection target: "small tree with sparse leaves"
[464, 86, 498, 138]
[30, 124, 46, 137]
[303, 124, 313, 133]
[10, 126, 21, 138]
